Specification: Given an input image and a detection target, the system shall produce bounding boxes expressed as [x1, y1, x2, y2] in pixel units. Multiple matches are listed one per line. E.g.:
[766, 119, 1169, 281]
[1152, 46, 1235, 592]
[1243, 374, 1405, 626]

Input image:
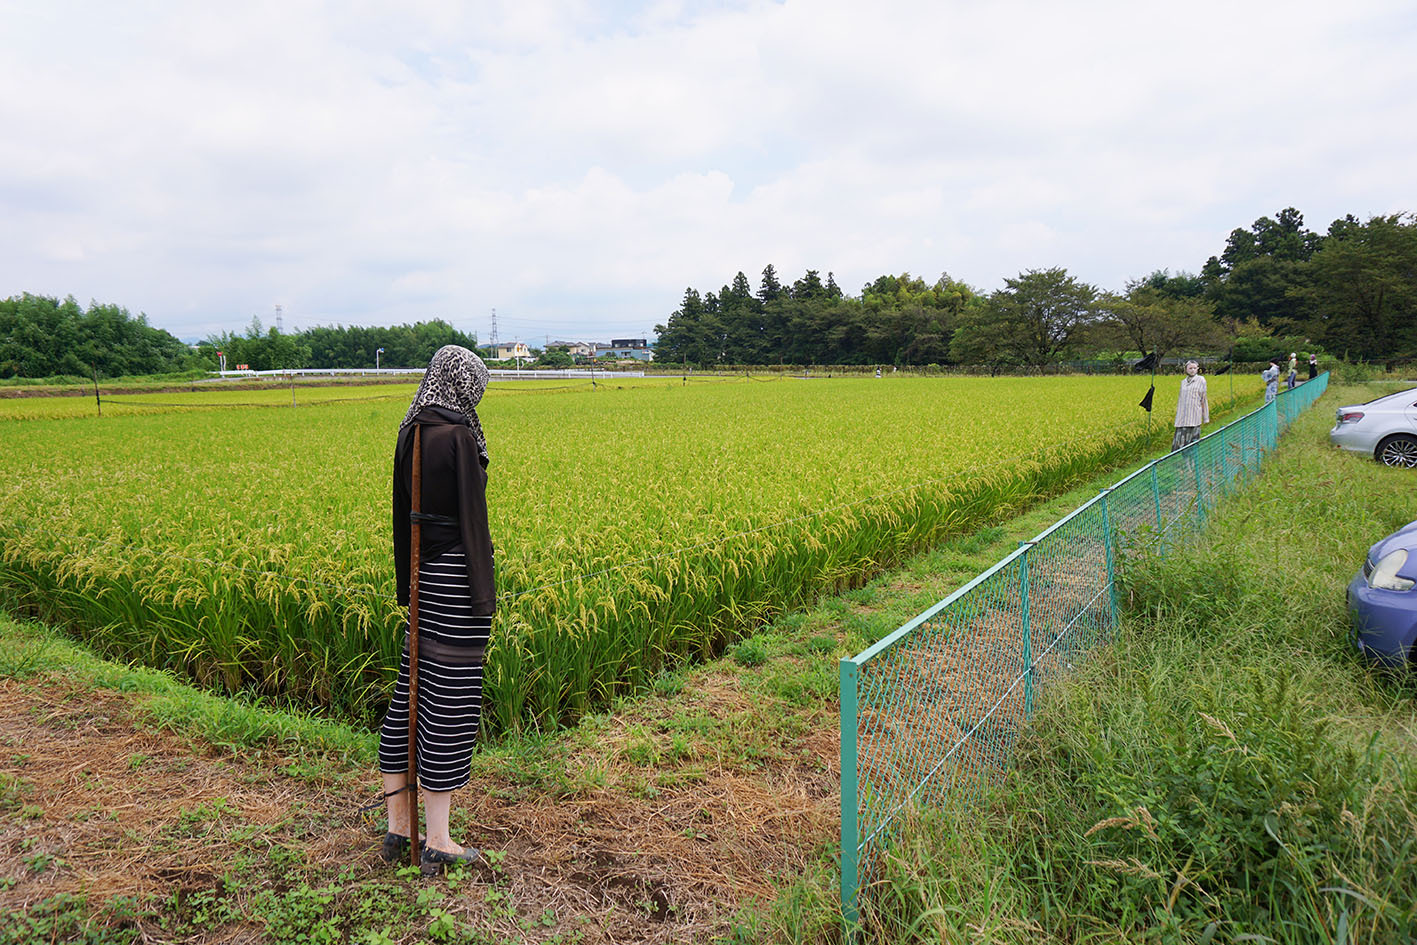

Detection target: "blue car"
[1348, 517, 1417, 667]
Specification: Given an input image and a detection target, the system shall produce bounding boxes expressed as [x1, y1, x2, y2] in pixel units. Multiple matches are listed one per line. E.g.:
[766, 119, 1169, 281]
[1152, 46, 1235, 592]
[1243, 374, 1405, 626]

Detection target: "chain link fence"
[839, 372, 1331, 922]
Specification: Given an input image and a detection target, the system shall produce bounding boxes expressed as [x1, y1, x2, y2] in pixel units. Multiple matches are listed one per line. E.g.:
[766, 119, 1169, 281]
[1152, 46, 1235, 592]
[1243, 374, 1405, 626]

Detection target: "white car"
[1330, 387, 1417, 467]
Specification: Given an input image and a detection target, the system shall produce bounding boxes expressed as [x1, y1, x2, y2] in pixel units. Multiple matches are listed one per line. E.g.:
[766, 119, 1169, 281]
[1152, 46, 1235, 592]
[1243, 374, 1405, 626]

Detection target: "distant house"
[550, 340, 594, 358]
[594, 339, 654, 361]
[493, 342, 532, 360]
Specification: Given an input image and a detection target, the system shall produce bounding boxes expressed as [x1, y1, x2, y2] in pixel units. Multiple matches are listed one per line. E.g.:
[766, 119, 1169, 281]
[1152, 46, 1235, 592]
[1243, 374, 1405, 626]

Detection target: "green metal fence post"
[1150, 463, 1163, 554]
[1099, 489, 1118, 627]
[1192, 442, 1207, 530]
[1019, 541, 1034, 718]
[1241, 415, 1253, 488]
[840, 658, 860, 933]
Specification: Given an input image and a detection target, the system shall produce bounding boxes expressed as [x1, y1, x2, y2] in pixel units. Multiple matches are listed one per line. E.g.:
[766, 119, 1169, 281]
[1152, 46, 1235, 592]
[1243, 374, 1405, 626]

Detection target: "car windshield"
[1357, 387, 1417, 408]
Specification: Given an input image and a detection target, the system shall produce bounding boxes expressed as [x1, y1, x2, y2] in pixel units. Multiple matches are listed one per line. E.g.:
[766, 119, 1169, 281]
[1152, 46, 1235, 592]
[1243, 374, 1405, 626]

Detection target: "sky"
[3, 0, 1416, 345]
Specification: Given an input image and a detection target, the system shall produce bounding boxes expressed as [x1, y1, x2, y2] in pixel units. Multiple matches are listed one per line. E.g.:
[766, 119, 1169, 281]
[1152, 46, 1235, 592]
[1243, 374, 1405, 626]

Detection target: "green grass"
[838, 385, 1417, 944]
[0, 617, 376, 773]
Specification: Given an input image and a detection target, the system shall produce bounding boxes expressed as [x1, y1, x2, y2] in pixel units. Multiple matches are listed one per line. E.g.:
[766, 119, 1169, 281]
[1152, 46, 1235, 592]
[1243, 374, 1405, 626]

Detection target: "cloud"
[1, 0, 1415, 341]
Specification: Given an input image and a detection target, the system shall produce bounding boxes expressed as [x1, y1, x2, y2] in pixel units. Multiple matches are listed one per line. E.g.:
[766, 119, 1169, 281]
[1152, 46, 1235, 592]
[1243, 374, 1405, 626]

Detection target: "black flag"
[1139, 385, 1155, 412]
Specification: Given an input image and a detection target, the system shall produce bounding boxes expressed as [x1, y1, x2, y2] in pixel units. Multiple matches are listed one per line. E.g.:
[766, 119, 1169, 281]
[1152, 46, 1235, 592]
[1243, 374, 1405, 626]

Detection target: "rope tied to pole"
[355, 784, 412, 816]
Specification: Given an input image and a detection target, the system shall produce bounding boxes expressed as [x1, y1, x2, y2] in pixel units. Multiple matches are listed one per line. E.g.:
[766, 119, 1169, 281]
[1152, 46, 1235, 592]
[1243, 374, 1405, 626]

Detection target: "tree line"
[654, 210, 1417, 368]
[0, 295, 481, 378]
[0, 294, 198, 379]
[195, 318, 479, 372]
[5, 207, 1413, 379]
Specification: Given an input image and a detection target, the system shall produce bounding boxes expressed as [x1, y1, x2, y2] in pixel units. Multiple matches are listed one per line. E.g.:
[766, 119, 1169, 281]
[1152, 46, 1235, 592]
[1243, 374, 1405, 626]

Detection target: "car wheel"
[1375, 434, 1417, 468]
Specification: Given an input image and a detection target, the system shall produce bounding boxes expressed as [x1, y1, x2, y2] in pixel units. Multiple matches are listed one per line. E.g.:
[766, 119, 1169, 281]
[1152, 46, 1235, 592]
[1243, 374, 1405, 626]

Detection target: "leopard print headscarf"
[399, 345, 490, 465]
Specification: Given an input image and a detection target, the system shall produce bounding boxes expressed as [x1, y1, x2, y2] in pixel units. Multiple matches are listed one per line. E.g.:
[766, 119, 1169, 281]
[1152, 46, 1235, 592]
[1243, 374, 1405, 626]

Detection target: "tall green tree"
[203, 316, 311, 371]
[1135, 269, 1205, 299]
[722, 272, 766, 362]
[1100, 286, 1228, 362]
[656, 265, 983, 366]
[654, 287, 722, 364]
[1296, 213, 1417, 361]
[1202, 207, 1322, 329]
[949, 306, 1014, 371]
[757, 265, 784, 304]
[974, 268, 1101, 368]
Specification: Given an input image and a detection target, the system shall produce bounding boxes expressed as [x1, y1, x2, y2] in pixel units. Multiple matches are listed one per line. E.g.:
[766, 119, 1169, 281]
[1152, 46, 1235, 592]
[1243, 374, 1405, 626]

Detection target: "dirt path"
[0, 668, 838, 944]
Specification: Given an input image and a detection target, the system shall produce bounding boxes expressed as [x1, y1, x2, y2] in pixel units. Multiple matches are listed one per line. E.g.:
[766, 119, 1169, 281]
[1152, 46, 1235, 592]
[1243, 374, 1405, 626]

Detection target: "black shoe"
[380, 832, 411, 864]
[420, 845, 480, 877]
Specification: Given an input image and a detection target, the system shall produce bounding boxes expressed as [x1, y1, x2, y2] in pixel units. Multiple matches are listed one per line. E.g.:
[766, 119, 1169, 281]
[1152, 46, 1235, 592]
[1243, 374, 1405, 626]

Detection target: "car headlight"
[1369, 549, 1415, 591]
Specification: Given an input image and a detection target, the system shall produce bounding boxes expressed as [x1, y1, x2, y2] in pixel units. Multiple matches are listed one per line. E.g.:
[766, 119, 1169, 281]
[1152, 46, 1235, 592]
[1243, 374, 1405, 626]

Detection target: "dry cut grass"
[0, 665, 838, 944]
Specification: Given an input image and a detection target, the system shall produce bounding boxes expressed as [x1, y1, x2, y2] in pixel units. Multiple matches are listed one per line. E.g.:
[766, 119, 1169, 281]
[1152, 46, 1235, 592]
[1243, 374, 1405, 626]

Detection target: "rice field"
[0, 374, 1259, 731]
[0, 374, 683, 421]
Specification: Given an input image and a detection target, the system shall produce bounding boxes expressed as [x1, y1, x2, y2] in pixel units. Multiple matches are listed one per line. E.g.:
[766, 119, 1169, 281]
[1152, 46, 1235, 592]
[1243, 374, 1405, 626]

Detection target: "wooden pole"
[1229, 346, 1235, 407]
[407, 424, 422, 867]
[1148, 349, 1156, 437]
[92, 365, 101, 418]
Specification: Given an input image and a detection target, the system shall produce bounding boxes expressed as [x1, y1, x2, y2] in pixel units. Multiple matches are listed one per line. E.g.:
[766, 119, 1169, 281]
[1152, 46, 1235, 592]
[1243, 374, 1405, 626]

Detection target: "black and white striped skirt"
[378, 549, 492, 793]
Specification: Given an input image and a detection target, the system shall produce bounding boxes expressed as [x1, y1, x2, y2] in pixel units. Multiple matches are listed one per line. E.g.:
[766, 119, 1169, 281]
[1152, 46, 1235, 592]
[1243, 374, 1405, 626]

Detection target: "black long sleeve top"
[392, 406, 495, 614]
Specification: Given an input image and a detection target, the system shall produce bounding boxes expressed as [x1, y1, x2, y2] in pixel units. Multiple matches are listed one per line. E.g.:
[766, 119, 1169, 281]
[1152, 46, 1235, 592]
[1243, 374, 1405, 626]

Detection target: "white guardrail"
[212, 368, 646, 381]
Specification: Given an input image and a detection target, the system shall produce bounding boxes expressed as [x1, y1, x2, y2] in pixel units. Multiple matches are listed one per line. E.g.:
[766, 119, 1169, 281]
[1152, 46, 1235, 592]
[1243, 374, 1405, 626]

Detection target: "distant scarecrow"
[1172, 360, 1210, 451]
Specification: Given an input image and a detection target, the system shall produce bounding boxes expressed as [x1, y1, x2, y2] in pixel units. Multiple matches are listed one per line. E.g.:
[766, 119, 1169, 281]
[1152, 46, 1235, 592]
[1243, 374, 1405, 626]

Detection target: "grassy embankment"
[829, 385, 1417, 944]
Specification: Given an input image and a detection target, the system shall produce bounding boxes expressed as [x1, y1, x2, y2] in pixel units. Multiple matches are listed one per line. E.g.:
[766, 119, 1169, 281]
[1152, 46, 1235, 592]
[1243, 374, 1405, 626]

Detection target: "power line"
[485, 314, 657, 334]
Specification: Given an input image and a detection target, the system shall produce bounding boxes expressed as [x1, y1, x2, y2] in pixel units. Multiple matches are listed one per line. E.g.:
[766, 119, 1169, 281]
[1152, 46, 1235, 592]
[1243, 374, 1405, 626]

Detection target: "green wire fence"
[839, 372, 1330, 925]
